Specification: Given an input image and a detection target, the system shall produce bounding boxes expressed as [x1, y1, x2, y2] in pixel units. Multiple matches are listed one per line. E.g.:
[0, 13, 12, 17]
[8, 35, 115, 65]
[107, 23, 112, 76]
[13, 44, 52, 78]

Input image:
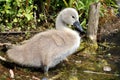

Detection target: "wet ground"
[0, 18, 120, 80]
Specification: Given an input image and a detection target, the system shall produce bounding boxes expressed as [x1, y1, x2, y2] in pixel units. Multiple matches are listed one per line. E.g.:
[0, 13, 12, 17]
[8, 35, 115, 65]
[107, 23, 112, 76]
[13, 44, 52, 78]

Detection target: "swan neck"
[55, 14, 67, 30]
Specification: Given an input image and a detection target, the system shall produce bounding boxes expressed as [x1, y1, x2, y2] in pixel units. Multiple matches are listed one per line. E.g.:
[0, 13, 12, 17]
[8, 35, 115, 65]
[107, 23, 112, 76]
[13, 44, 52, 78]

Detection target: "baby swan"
[7, 8, 83, 73]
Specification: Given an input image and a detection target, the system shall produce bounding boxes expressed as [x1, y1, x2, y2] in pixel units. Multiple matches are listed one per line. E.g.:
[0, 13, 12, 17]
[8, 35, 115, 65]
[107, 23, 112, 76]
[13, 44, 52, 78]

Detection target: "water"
[0, 31, 120, 80]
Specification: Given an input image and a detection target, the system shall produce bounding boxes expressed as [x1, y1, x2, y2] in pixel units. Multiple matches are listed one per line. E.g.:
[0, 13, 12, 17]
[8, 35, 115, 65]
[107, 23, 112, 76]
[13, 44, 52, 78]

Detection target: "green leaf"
[62, 0, 68, 7]
[25, 13, 33, 21]
[13, 18, 18, 22]
[6, 0, 12, 2]
[0, 0, 5, 2]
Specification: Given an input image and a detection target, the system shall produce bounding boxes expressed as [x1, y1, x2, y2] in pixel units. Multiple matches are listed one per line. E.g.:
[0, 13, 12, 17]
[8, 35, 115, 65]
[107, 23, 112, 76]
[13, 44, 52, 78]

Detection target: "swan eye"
[72, 16, 75, 19]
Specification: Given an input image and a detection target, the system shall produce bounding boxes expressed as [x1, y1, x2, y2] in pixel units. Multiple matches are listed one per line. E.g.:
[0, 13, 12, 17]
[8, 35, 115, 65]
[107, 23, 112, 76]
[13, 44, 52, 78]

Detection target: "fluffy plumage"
[7, 8, 83, 73]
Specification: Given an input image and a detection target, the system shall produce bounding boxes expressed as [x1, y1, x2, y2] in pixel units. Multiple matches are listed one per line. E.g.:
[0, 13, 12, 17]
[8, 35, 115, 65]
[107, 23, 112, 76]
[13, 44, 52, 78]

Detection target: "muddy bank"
[98, 16, 120, 41]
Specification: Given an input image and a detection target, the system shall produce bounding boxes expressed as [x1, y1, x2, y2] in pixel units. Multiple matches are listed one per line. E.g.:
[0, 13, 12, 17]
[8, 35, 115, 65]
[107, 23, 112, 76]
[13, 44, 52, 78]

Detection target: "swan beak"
[73, 21, 84, 33]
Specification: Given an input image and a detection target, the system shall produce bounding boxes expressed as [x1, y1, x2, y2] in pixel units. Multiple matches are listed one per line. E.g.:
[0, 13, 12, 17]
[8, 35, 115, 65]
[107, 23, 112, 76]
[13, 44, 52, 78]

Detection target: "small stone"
[103, 66, 112, 72]
[41, 77, 48, 80]
[75, 60, 82, 64]
[9, 69, 14, 78]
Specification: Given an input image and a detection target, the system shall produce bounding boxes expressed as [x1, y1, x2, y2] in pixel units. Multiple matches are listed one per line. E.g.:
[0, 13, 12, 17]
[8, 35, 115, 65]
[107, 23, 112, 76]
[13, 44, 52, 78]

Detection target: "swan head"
[60, 8, 84, 33]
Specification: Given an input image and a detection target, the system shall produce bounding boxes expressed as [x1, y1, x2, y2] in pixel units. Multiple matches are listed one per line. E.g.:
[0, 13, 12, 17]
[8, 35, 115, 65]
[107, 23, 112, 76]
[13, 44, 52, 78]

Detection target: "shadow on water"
[98, 30, 120, 79]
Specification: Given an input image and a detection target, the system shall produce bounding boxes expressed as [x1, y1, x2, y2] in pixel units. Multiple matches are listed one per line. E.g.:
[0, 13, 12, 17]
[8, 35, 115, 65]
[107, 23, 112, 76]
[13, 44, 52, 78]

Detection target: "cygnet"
[7, 8, 84, 73]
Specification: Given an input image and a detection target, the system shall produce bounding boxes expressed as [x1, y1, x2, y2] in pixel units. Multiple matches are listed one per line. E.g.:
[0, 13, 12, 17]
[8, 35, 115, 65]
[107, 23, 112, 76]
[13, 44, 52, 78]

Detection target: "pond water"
[0, 31, 120, 80]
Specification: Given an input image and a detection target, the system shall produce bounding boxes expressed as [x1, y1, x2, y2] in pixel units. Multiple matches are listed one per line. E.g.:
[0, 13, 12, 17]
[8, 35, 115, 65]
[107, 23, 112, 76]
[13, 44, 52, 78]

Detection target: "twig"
[0, 56, 6, 61]
[0, 31, 40, 35]
[0, 43, 12, 46]
[83, 70, 120, 76]
[32, 76, 40, 80]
